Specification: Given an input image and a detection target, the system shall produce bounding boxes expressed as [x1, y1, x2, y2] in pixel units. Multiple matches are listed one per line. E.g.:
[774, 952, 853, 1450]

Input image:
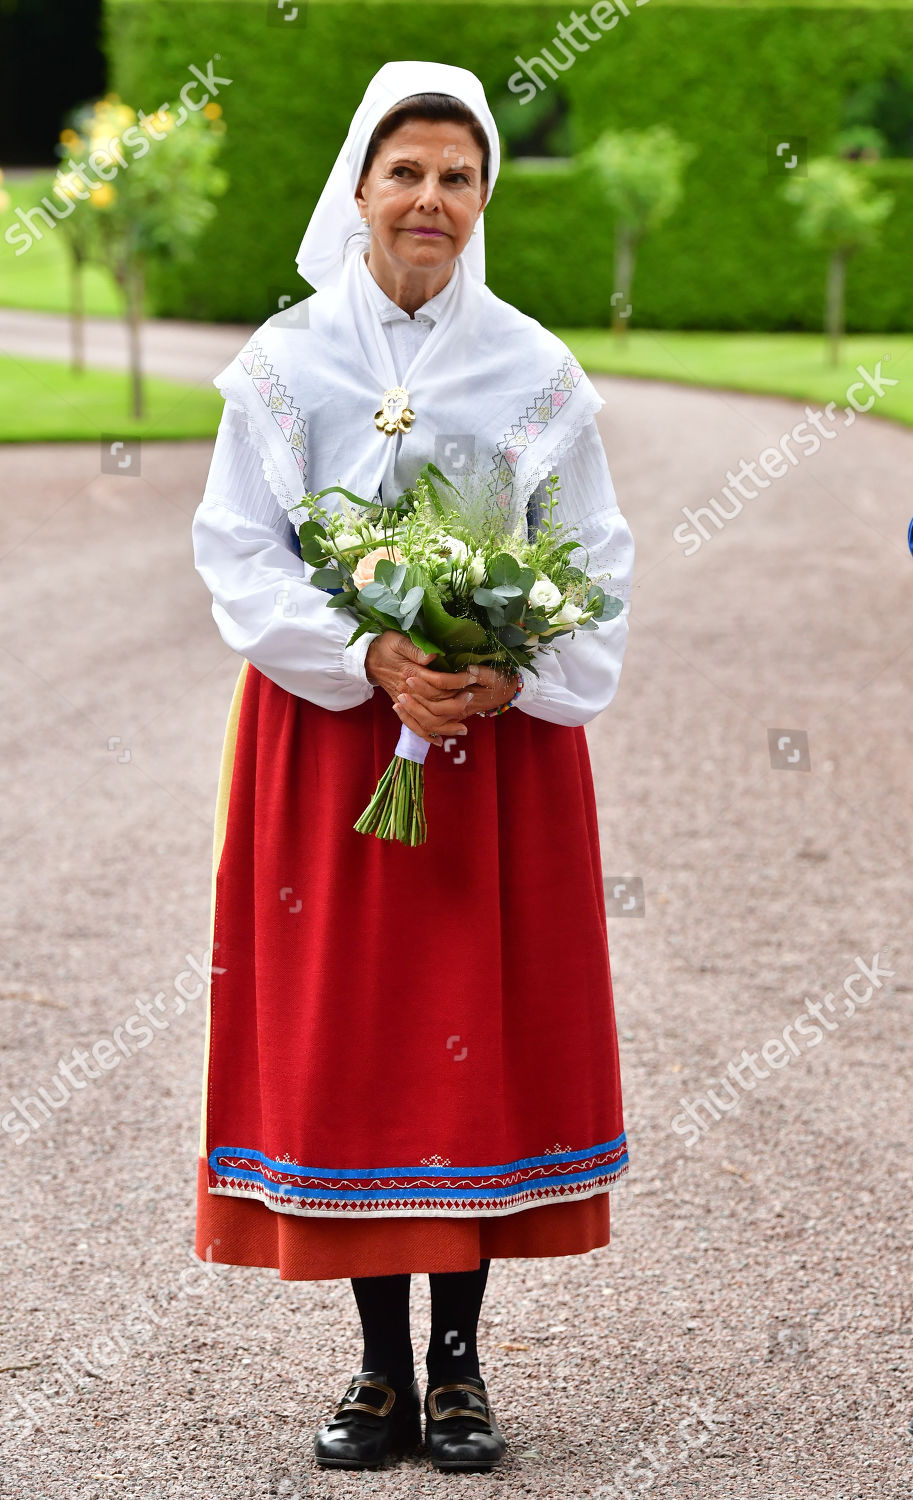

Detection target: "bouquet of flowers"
[288, 461, 623, 846]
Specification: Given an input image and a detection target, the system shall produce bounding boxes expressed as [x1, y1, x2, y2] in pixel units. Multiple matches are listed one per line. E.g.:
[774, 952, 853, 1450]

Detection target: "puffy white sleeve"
[516, 418, 635, 727]
[192, 400, 376, 710]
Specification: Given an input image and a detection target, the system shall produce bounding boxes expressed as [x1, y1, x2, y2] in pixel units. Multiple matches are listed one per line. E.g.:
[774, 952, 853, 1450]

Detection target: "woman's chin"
[395, 234, 459, 265]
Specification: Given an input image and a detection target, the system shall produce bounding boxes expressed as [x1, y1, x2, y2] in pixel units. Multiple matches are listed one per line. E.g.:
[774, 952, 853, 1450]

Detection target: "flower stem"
[354, 755, 427, 845]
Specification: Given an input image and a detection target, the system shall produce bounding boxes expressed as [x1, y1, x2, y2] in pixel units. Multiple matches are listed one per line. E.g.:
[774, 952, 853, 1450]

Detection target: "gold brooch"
[375, 386, 415, 436]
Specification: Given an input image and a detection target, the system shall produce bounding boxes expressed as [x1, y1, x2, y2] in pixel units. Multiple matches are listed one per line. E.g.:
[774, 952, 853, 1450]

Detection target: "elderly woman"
[191, 60, 635, 1475]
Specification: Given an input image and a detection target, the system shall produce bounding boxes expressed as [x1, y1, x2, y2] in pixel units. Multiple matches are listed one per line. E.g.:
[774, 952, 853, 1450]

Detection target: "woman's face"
[355, 118, 488, 276]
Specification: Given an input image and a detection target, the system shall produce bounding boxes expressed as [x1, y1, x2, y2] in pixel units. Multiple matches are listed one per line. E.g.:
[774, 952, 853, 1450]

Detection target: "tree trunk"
[826, 250, 846, 367]
[612, 225, 636, 344]
[124, 257, 145, 420]
[69, 249, 85, 375]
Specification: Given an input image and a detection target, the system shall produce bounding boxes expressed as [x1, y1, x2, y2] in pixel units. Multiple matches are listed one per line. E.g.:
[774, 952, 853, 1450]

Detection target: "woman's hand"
[365, 631, 479, 744]
[403, 662, 520, 726]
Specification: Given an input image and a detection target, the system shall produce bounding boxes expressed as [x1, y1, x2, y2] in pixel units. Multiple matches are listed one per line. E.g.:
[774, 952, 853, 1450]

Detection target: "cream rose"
[351, 545, 404, 590]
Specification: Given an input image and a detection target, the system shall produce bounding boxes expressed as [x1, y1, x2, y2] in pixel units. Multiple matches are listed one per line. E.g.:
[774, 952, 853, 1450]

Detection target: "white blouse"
[192, 272, 635, 728]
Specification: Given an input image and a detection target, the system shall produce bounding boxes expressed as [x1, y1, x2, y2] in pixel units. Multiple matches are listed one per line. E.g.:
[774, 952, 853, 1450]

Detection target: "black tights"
[350, 1261, 491, 1390]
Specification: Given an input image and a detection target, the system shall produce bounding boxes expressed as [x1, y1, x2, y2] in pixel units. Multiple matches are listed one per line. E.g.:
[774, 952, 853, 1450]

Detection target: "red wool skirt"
[195, 661, 628, 1280]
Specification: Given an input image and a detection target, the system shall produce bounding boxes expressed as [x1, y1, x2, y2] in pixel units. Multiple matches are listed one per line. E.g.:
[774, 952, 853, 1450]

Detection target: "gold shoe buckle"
[337, 1377, 396, 1418]
[427, 1382, 492, 1423]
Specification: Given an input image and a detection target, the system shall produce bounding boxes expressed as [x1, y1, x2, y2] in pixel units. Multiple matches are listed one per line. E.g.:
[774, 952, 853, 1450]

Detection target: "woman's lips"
[406, 228, 445, 237]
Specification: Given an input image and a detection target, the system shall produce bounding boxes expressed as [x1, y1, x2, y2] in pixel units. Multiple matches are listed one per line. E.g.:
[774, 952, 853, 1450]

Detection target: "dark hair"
[359, 92, 490, 187]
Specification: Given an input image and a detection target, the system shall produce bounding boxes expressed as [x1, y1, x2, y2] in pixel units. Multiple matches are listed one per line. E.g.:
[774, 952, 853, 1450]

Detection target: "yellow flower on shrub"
[143, 107, 175, 135]
[54, 171, 85, 201]
[203, 102, 222, 120]
[59, 128, 82, 149]
[95, 99, 135, 131]
[87, 134, 118, 167]
[88, 182, 116, 208]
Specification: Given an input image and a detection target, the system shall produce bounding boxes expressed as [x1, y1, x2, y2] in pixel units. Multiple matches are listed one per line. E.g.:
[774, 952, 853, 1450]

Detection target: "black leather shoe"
[314, 1370, 422, 1469]
[424, 1374, 507, 1472]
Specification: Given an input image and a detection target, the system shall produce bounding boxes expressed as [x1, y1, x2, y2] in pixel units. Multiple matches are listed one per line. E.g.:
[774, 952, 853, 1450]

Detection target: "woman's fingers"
[402, 664, 479, 694]
[393, 696, 468, 743]
[403, 675, 474, 711]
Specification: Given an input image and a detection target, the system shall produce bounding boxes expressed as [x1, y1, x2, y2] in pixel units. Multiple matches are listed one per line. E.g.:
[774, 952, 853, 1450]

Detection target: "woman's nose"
[415, 177, 443, 213]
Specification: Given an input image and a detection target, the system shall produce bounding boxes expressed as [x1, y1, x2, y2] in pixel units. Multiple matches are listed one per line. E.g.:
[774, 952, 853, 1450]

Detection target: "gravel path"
[0, 307, 254, 382]
[1, 376, 911, 1499]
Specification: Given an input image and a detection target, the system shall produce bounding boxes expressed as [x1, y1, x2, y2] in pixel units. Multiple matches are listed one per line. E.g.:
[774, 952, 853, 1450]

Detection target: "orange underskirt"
[195, 1157, 611, 1280]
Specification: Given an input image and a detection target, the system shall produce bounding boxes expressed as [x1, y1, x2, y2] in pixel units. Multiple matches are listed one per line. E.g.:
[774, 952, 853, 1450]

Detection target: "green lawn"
[1, 172, 123, 317]
[0, 354, 222, 441]
[555, 329, 913, 428]
[3, 331, 913, 442]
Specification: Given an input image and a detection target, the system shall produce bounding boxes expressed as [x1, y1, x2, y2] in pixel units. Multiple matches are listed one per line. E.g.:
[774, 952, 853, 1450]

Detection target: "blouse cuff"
[517, 666, 541, 703]
[342, 628, 376, 688]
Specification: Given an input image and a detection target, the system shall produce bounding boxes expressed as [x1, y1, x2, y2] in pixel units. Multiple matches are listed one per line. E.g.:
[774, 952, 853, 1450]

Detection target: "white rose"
[528, 577, 562, 612]
[551, 602, 584, 628]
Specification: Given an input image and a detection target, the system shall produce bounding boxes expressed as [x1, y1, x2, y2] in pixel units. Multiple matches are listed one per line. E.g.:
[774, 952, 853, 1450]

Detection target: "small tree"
[781, 157, 893, 365]
[578, 125, 696, 341]
[54, 94, 228, 416]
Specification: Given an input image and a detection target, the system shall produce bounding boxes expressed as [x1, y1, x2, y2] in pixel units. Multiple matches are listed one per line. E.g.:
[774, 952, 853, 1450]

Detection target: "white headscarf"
[295, 59, 501, 290]
[214, 62, 604, 531]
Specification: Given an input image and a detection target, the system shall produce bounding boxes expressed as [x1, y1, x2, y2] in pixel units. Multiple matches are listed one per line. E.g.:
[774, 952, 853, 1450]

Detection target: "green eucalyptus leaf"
[498, 624, 530, 647]
[310, 566, 345, 588]
[598, 595, 625, 621]
[488, 552, 520, 586]
[401, 585, 425, 614]
[501, 592, 527, 625]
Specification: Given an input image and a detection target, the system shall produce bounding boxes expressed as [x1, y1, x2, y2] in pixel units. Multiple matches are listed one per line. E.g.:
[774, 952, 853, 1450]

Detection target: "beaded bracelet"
[478, 671, 524, 717]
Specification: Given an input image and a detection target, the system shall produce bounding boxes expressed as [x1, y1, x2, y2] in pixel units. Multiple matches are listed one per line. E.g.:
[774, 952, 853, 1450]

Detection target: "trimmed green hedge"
[103, 1, 913, 329]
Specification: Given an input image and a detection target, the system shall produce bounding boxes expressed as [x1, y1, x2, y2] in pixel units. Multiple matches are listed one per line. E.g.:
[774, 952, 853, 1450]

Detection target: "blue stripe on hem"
[208, 1136, 629, 1205]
